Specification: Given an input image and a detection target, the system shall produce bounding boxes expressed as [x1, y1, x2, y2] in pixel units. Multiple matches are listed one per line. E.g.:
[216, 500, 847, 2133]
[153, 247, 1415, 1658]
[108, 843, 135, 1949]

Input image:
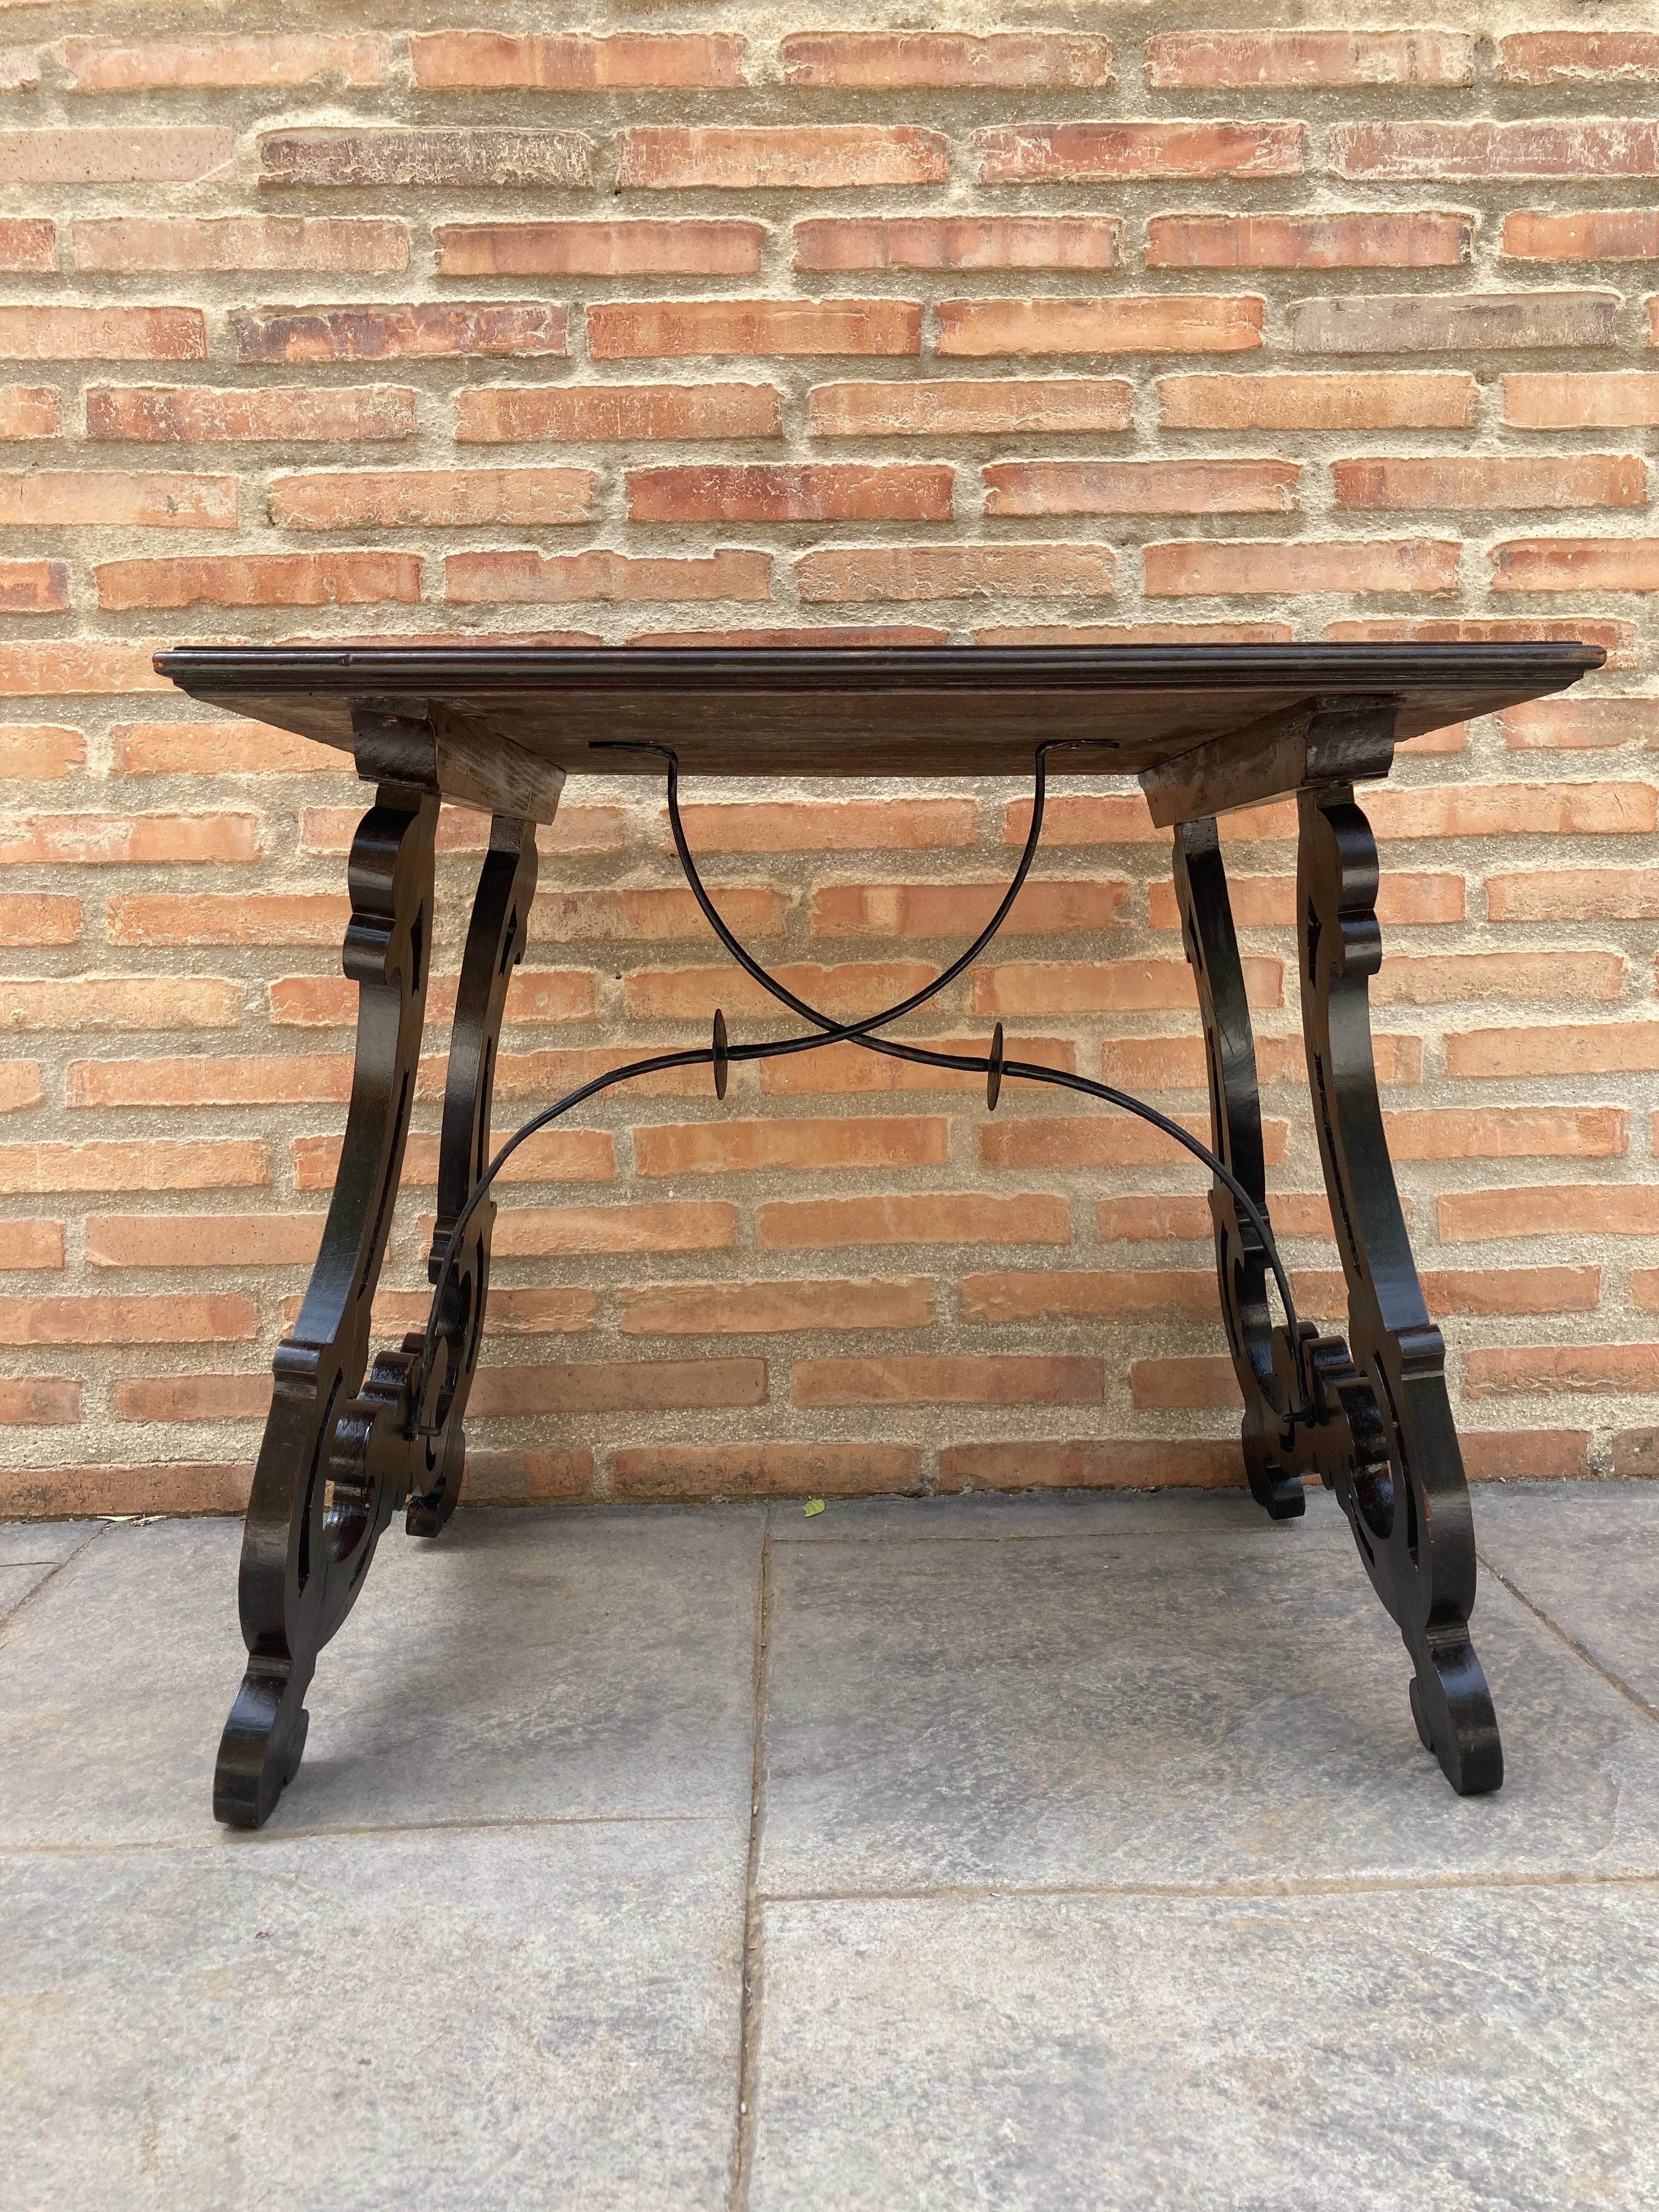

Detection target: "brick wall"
[2, 5, 1657, 1517]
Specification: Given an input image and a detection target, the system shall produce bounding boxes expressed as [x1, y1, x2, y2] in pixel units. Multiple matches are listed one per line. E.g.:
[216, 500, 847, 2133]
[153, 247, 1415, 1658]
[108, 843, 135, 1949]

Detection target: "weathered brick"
[1372, 951, 1624, 1006]
[0, 219, 54, 273]
[72, 216, 408, 275]
[270, 466, 594, 531]
[1145, 538, 1457, 597]
[1325, 617, 1638, 668]
[1466, 1345, 1658, 1398]
[0, 469, 235, 531]
[0, 1216, 62, 1268]
[628, 462, 953, 524]
[458, 382, 780, 445]
[935, 1439, 1249, 1492]
[959, 1268, 1220, 1323]
[811, 881, 1123, 939]
[296, 1125, 611, 1192]
[86, 1213, 326, 1268]
[529, 885, 786, 944]
[1493, 539, 1659, 594]
[1485, 869, 1659, 922]
[69, 1053, 349, 1108]
[0, 128, 235, 185]
[469, 1358, 766, 1418]
[1004, 792, 1169, 846]
[1504, 373, 1659, 428]
[757, 1191, 1070, 1249]
[106, 894, 345, 947]
[937, 295, 1261, 356]
[233, 303, 567, 364]
[1498, 31, 1659, 87]
[629, 624, 949, 650]
[1500, 210, 1659, 263]
[795, 542, 1116, 603]
[446, 548, 771, 606]
[1447, 1022, 1659, 1079]
[1146, 212, 1471, 270]
[58, 33, 386, 91]
[1291, 292, 1618, 354]
[87, 385, 415, 444]
[618, 126, 948, 191]
[625, 959, 935, 1025]
[1441, 1187, 1659, 1242]
[970, 956, 1280, 1014]
[1159, 371, 1474, 430]
[635, 1117, 947, 1177]
[110, 719, 344, 776]
[973, 122, 1303, 182]
[0, 726, 82, 782]
[463, 1451, 593, 1505]
[0, 386, 59, 437]
[0, 1295, 256, 1346]
[0, 1378, 79, 1423]
[609, 1441, 920, 1500]
[0, 812, 255, 865]
[760, 1034, 1074, 1097]
[588, 298, 918, 359]
[782, 32, 1110, 87]
[411, 31, 745, 89]
[97, 552, 421, 612]
[675, 798, 975, 853]
[1384, 1105, 1624, 1161]
[0, 643, 172, 696]
[0, 307, 205, 363]
[1334, 122, 1659, 180]
[1148, 30, 1472, 86]
[985, 458, 1299, 515]
[116, 1375, 269, 1422]
[261, 128, 592, 191]
[0, 893, 78, 946]
[0, 1139, 266, 1194]
[436, 219, 763, 279]
[0, 975, 240, 1031]
[1146, 871, 1460, 930]
[492, 1201, 735, 1257]
[795, 217, 1119, 273]
[793, 1353, 1102, 1408]
[0, 1063, 42, 1114]
[1373, 780, 1656, 837]
[1503, 697, 1659, 751]
[0, 561, 67, 614]
[809, 377, 1133, 438]
[1336, 454, 1646, 510]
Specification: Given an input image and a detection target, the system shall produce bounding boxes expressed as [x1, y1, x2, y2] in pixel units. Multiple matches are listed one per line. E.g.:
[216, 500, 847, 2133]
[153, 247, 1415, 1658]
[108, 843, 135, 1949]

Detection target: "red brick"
[437, 220, 763, 279]
[0, 561, 66, 613]
[1498, 32, 1659, 84]
[1501, 210, 1659, 263]
[939, 295, 1261, 357]
[458, 382, 779, 446]
[1503, 373, 1659, 429]
[97, 552, 420, 612]
[1160, 371, 1474, 430]
[446, 548, 770, 607]
[106, 894, 343, 947]
[628, 462, 952, 524]
[1493, 539, 1659, 593]
[298, 806, 624, 858]
[0, 1378, 79, 1424]
[1486, 869, 1659, 922]
[618, 126, 947, 191]
[1293, 291, 1617, 354]
[1146, 871, 1460, 930]
[233, 302, 567, 364]
[985, 458, 1298, 516]
[0, 811, 255, 865]
[936, 1438, 1249, 1492]
[87, 383, 415, 444]
[970, 956, 1280, 1015]
[3, 1463, 253, 1516]
[1633, 1274, 1659, 1312]
[1097, 1191, 1335, 1242]
[411, 31, 744, 88]
[529, 885, 786, 945]
[0, 128, 234, 185]
[624, 959, 935, 1025]
[1429, 1267, 1602, 1316]
[635, 1116, 947, 1177]
[0, 386, 59, 438]
[1370, 781, 1656, 839]
[0, 975, 240, 1030]
[1147, 538, 1456, 597]
[782, 32, 1110, 87]
[0, 1064, 40, 1115]
[0, 307, 204, 364]
[470, 1357, 765, 1418]
[981, 1114, 1288, 1171]
[0, 894, 81, 945]
[1325, 617, 1638, 668]
[986, 618, 1300, 650]
[0, 1295, 256, 1347]
[1447, 1022, 1659, 1079]
[960, 1268, 1221, 1323]
[1466, 1345, 1658, 1398]
[797, 543, 1116, 603]
[462, 1451, 594, 1506]
[69, 1053, 348, 1108]
[1442, 1187, 1659, 1243]
[620, 1277, 935, 1334]
[588, 298, 918, 359]
[0, 1139, 266, 1194]
[1374, 951, 1624, 1006]
[1003, 792, 1167, 846]
[295, 1125, 611, 1192]
[1336, 454, 1645, 510]
[760, 1034, 1074, 1098]
[270, 466, 594, 531]
[0, 469, 233, 529]
[811, 880, 1124, 940]
[1146, 212, 1471, 270]
[1131, 1355, 1240, 1409]
[973, 121, 1302, 182]
[674, 797, 975, 853]
[0, 1220, 62, 1269]
[110, 718, 345, 775]
[793, 1353, 1102, 1408]
[492, 1201, 735, 1257]
[86, 1213, 325, 1269]
[59, 33, 386, 91]
[116, 1374, 268, 1423]
[260, 127, 591, 191]
[630, 624, 950, 650]
[1384, 1105, 1625, 1161]
[0, 219, 54, 273]
[71, 215, 406, 275]
[809, 378, 1133, 439]
[1333, 122, 1659, 180]
[609, 1441, 920, 1501]
[1152, 30, 1472, 86]
[795, 217, 1118, 274]
[757, 1191, 1070, 1250]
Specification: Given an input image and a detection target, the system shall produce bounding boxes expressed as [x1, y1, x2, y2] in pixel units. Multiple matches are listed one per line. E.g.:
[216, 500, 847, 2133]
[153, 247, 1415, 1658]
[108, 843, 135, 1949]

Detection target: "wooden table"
[158, 642, 1602, 1828]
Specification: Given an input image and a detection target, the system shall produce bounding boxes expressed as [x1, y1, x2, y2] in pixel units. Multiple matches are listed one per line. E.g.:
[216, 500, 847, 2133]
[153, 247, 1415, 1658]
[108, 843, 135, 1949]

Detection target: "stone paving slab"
[0, 1562, 57, 1622]
[0, 1505, 763, 1847]
[0, 1519, 98, 1568]
[2, 1815, 747, 2212]
[747, 1881, 1659, 2212]
[1475, 1480, 1659, 1717]
[758, 1514, 1659, 1894]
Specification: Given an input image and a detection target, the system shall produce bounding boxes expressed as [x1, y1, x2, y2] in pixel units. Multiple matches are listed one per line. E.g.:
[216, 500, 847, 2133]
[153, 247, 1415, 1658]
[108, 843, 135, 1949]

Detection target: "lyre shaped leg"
[213, 788, 437, 1828]
[1297, 782, 1502, 1795]
[406, 814, 538, 1537]
[1173, 819, 1304, 1520]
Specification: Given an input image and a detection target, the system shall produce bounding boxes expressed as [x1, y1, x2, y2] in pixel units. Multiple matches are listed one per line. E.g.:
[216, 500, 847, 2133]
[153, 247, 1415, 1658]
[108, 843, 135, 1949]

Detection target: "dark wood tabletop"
[156, 640, 1605, 781]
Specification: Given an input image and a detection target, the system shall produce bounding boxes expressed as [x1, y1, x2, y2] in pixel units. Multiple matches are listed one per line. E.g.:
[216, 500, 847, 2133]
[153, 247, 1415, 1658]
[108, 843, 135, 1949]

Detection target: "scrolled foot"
[1408, 1637, 1503, 1797]
[213, 1666, 312, 1830]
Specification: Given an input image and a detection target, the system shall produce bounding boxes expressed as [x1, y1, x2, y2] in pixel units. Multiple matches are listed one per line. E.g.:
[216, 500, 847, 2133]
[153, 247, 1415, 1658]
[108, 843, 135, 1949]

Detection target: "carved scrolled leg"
[1173, 818, 1304, 1521]
[405, 814, 539, 1537]
[213, 787, 437, 1829]
[1296, 781, 1502, 1796]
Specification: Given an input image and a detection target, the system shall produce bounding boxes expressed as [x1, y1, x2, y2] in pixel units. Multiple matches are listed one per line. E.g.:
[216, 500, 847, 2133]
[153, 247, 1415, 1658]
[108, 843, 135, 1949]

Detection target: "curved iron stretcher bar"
[417, 741, 1315, 1429]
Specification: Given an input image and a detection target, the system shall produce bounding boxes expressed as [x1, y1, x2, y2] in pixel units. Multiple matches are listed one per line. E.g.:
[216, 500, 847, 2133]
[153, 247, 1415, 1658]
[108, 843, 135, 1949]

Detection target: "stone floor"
[3, 1479, 1657, 2210]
